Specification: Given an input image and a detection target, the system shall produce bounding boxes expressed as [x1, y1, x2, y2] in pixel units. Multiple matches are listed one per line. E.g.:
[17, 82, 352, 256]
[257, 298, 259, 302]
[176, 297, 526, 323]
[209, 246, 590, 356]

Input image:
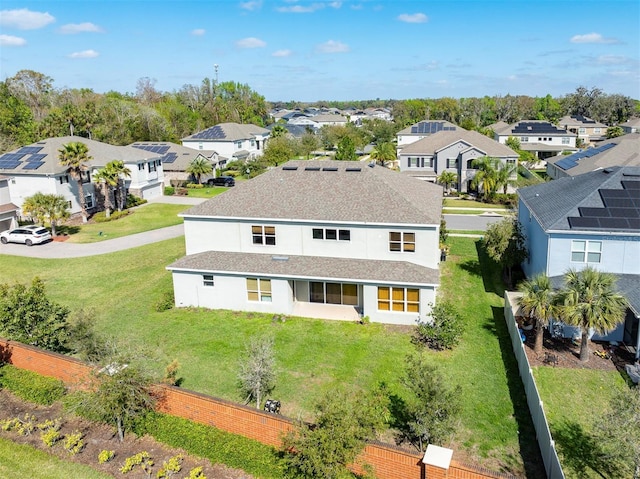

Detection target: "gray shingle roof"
[130, 141, 216, 172]
[397, 120, 459, 135]
[0, 136, 157, 176]
[399, 129, 518, 157]
[518, 166, 640, 232]
[182, 122, 270, 142]
[181, 160, 443, 225]
[167, 250, 440, 286]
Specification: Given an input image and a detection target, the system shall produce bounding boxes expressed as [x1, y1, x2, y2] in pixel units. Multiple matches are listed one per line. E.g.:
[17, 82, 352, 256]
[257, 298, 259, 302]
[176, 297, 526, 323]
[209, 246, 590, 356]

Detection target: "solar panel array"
[410, 122, 456, 134]
[571, 115, 596, 124]
[0, 152, 26, 169]
[162, 153, 178, 164]
[190, 125, 226, 140]
[131, 143, 171, 154]
[512, 122, 564, 134]
[0, 147, 50, 171]
[567, 180, 640, 231]
[17, 146, 43, 154]
[555, 143, 615, 170]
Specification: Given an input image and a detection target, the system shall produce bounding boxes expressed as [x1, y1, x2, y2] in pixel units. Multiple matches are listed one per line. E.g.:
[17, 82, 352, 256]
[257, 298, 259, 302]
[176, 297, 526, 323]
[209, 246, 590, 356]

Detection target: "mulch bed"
[0, 390, 253, 479]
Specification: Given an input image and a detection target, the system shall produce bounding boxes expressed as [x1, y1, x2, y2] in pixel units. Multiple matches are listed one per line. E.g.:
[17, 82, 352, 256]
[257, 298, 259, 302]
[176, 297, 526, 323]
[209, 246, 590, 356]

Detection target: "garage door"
[0, 219, 11, 232]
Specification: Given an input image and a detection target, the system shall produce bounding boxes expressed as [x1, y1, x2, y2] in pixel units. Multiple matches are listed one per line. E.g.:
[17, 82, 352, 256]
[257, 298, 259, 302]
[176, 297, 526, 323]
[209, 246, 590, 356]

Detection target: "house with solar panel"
[0, 175, 19, 232]
[546, 134, 640, 180]
[0, 136, 165, 218]
[396, 121, 460, 151]
[181, 122, 270, 162]
[130, 141, 219, 186]
[167, 160, 443, 325]
[397, 129, 519, 192]
[558, 115, 608, 145]
[518, 166, 640, 359]
[494, 120, 577, 160]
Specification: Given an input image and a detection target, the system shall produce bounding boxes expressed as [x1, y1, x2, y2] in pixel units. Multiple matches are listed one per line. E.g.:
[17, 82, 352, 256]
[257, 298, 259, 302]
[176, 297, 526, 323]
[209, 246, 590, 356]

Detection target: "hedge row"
[0, 365, 66, 405]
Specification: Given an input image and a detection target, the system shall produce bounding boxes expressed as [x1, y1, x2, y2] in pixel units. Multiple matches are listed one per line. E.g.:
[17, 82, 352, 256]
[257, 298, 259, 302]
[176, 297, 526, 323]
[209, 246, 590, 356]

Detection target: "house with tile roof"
[398, 129, 519, 192]
[494, 120, 577, 160]
[558, 115, 608, 145]
[396, 121, 460, 150]
[546, 134, 640, 180]
[0, 175, 19, 232]
[0, 136, 164, 217]
[620, 117, 640, 134]
[181, 122, 270, 162]
[518, 167, 640, 358]
[167, 160, 443, 325]
[130, 141, 219, 186]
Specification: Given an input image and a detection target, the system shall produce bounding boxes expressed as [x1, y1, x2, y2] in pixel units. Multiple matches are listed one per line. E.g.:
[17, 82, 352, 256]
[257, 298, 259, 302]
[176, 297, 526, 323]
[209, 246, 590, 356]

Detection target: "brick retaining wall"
[0, 339, 516, 479]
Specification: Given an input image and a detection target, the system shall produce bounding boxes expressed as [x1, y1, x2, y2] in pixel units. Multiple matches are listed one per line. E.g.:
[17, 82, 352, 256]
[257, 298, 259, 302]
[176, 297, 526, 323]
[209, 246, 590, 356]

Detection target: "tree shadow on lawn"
[552, 420, 620, 479]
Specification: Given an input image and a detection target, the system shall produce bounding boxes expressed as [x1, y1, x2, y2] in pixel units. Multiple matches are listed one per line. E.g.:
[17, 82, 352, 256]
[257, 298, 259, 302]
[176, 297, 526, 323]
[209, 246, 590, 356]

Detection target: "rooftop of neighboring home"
[518, 166, 640, 233]
[265, 124, 309, 138]
[0, 136, 159, 176]
[547, 133, 640, 175]
[312, 114, 348, 123]
[487, 121, 510, 133]
[494, 120, 576, 137]
[130, 141, 217, 171]
[181, 160, 443, 225]
[397, 120, 459, 136]
[182, 122, 270, 142]
[558, 115, 608, 129]
[621, 118, 640, 129]
[398, 129, 518, 157]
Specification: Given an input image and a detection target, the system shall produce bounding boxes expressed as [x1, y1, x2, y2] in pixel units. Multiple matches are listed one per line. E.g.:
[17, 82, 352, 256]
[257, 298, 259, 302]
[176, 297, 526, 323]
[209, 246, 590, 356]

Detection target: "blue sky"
[1, 0, 638, 102]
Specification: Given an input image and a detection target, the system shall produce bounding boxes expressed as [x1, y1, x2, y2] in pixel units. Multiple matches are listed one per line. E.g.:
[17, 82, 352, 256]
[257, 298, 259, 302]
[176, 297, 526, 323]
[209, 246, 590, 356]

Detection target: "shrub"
[186, 467, 206, 479]
[153, 290, 174, 312]
[412, 301, 464, 350]
[98, 449, 115, 464]
[0, 365, 66, 405]
[120, 451, 153, 474]
[175, 187, 188, 196]
[125, 194, 147, 208]
[186, 183, 204, 189]
[162, 359, 180, 386]
[64, 430, 84, 454]
[164, 186, 175, 196]
[157, 454, 183, 478]
[1, 415, 36, 436]
[38, 418, 62, 447]
[492, 193, 517, 207]
[92, 210, 130, 222]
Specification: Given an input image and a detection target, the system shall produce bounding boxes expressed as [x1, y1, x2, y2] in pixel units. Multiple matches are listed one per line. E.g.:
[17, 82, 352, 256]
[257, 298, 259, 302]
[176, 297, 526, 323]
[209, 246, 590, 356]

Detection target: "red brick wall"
[1, 339, 514, 479]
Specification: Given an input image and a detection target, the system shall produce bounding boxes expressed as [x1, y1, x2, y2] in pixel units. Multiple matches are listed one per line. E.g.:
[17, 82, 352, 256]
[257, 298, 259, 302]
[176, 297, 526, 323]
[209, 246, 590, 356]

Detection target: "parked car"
[0, 225, 52, 246]
[206, 176, 235, 187]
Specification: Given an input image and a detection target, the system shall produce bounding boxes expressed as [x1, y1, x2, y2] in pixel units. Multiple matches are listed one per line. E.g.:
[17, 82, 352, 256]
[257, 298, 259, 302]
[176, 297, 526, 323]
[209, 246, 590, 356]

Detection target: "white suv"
[0, 225, 52, 246]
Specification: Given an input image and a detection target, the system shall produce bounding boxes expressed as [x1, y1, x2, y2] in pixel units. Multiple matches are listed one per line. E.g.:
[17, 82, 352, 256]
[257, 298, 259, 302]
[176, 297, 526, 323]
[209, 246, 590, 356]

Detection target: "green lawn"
[443, 198, 510, 209]
[0, 436, 113, 479]
[184, 186, 230, 198]
[60, 204, 188, 243]
[0, 236, 534, 476]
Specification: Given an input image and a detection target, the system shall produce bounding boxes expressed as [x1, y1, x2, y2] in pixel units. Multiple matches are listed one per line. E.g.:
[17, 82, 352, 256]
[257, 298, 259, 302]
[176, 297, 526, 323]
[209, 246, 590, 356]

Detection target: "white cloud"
[328, 2, 342, 8]
[570, 32, 618, 44]
[191, 28, 206, 36]
[236, 37, 266, 48]
[316, 40, 349, 53]
[596, 55, 628, 65]
[0, 34, 26, 46]
[272, 49, 292, 57]
[398, 13, 428, 24]
[68, 49, 99, 59]
[240, 0, 262, 11]
[59, 22, 103, 34]
[0, 8, 55, 29]
[277, 3, 326, 13]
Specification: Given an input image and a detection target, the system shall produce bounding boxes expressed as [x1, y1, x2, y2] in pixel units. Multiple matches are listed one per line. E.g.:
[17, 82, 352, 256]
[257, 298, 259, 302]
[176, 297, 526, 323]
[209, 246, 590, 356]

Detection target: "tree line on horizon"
[1, 69, 638, 153]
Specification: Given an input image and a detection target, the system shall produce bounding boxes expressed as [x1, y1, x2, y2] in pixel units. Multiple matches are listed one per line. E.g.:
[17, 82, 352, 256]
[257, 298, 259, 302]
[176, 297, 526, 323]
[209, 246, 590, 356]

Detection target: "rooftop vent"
[346, 167, 362, 172]
[304, 166, 321, 171]
[322, 167, 338, 171]
[272, 255, 289, 261]
[283, 166, 298, 171]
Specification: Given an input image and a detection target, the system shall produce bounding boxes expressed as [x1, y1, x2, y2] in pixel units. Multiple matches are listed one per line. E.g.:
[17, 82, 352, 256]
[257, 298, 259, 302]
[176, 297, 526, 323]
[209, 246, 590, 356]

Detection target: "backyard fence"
[0, 337, 516, 479]
[504, 292, 565, 479]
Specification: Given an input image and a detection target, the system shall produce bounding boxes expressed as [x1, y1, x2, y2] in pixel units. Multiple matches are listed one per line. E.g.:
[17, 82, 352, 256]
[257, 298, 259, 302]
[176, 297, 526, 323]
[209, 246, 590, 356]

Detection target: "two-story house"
[398, 129, 519, 192]
[167, 160, 443, 325]
[396, 121, 460, 152]
[558, 115, 607, 145]
[518, 167, 640, 359]
[0, 136, 164, 217]
[0, 175, 19, 232]
[494, 120, 577, 160]
[181, 122, 270, 161]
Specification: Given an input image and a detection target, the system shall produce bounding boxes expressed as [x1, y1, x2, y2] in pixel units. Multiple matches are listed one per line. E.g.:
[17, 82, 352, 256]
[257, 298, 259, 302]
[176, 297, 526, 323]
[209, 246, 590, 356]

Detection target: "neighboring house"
[265, 124, 310, 139]
[182, 122, 270, 162]
[518, 167, 640, 358]
[396, 121, 460, 150]
[558, 115, 607, 145]
[287, 115, 320, 129]
[398, 129, 519, 192]
[131, 141, 219, 186]
[312, 114, 348, 128]
[620, 117, 640, 134]
[546, 134, 640, 180]
[0, 175, 19, 232]
[0, 136, 164, 217]
[167, 160, 443, 325]
[494, 120, 577, 160]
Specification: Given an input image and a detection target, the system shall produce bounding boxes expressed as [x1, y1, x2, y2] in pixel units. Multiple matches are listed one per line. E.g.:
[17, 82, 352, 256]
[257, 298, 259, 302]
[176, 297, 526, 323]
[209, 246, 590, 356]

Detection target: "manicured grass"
[61, 204, 188, 243]
[185, 186, 230, 198]
[448, 230, 485, 236]
[533, 367, 628, 479]
[0, 236, 530, 474]
[443, 209, 507, 215]
[443, 198, 510, 209]
[0, 436, 112, 479]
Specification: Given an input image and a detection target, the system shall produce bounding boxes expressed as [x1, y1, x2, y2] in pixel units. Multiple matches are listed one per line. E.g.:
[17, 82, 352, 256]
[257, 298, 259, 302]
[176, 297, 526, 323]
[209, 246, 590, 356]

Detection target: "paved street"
[443, 213, 506, 231]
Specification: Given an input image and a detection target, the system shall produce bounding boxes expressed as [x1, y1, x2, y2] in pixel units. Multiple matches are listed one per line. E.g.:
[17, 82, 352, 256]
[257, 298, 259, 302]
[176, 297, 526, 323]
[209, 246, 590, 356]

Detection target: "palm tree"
[518, 274, 555, 356]
[496, 161, 517, 194]
[186, 157, 213, 185]
[369, 142, 396, 167]
[22, 193, 70, 236]
[58, 141, 92, 223]
[93, 163, 119, 218]
[107, 160, 131, 211]
[469, 156, 500, 201]
[437, 171, 458, 195]
[555, 267, 627, 362]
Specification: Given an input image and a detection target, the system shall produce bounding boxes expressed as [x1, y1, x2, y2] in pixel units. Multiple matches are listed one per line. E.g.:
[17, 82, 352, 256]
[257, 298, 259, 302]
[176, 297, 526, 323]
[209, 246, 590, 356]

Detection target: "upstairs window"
[562, 137, 570, 144]
[389, 232, 415, 252]
[312, 228, 350, 241]
[252, 225, 276, 245]
[571, 240, 601, 263]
